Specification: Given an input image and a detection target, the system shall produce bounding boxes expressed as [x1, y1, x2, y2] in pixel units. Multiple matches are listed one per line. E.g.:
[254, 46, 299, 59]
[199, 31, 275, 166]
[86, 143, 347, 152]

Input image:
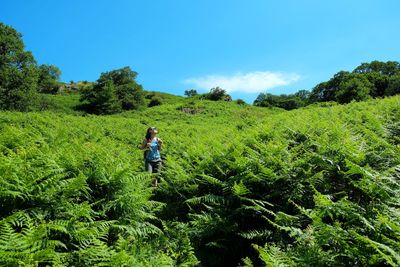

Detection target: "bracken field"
[1, 95, 400, 266]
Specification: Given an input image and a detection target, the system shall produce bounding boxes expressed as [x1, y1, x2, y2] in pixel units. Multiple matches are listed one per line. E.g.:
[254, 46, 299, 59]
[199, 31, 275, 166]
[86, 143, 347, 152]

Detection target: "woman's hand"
[141, 139, 150, 150]
[158, 139, 163, 150]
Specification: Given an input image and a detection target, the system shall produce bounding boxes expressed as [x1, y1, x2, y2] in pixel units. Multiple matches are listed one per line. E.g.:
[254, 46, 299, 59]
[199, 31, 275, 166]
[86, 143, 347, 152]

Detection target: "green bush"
[148, 97, 163, 107]
[203, 87, 232, 101]
[236, 99, 246, 105]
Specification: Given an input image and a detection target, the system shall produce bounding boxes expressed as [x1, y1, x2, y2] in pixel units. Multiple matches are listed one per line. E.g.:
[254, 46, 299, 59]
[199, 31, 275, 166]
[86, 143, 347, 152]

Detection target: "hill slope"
[38, 90, 186, 115]
[0, 96, 399, 266]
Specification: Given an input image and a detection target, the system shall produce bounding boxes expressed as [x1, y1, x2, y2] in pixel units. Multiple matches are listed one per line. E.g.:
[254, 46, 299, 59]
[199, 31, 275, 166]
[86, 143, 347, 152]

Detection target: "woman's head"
[146, 127, 158, 140]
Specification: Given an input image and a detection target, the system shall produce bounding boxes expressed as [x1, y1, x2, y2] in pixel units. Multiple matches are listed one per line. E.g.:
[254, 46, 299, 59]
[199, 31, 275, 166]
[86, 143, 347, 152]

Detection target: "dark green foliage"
[363, 72, 389, 97]
[203, 87, 232, 101]
[184, 89, 198, 97]
[37, 64, 61, 94]
[386, 74, 400, 96]
[103, 67, 144, 110]
[80, 67, 145, 114]
[294, 89, 311, 101]
[236, 99, 246, 105]
[334, 74, 373, 103]
[353, 60, 400, 76]
[309, 71, 350, 103]
[0, 22, 39, 111]
[257, 61, 400, 110]
[148, 97, 163, 107]
[254, 93, 306, 110]
[80, 80, 121, 114]
[309, 61, 400, 104]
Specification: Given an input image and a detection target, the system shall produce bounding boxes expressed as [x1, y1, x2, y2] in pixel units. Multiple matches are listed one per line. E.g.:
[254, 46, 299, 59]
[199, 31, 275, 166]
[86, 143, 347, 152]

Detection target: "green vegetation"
[201, 87, 232, 101]
[1, 95, 399, 266]
[254, 91, 309, 110]
[38, 64, 62, 94]
[144, 91, 185, 107]
[0, 22, 145, 115]
[38, 93, 83, 115]
[0, 109, 198, 266]
[79, 67, 145, 114]
[255, 61, 400, 109]
[1, 21, 400, 266]
[0, 22, 39, 111]
[184, 89, 198, 97]
[184, 87, 233, 102]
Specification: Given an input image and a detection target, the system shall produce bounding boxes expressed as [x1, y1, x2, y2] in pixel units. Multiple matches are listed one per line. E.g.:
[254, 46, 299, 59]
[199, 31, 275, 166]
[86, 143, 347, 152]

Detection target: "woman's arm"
[158, 138, 163, 150]
[141, 139, 150, 150]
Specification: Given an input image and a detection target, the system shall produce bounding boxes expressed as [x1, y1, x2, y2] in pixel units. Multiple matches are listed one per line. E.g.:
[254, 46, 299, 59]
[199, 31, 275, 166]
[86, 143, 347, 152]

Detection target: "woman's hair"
[145, 127, 156, 141]
[145, 127, 152, 141]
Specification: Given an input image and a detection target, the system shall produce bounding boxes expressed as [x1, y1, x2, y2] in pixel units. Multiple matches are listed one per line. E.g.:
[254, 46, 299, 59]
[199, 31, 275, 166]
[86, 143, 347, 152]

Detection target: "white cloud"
[183, 71, 300, 93]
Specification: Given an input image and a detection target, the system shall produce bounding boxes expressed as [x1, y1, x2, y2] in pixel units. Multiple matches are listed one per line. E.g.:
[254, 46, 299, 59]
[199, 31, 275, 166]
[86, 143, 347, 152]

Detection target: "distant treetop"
[255, 60, 400, 110]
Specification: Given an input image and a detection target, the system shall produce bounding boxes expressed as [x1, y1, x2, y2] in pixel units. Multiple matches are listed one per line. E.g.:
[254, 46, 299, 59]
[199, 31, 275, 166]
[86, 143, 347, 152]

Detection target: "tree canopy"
[254, 93, 306, 110]
[309, 61, 400, 104]
[184, 89, 198, 97]
[203, 87, 232, 101]
[0, 22, 39, 111]
[256, 61, 400, 109]
[38, 64, 61, 94]
[80, 66, 145, 114]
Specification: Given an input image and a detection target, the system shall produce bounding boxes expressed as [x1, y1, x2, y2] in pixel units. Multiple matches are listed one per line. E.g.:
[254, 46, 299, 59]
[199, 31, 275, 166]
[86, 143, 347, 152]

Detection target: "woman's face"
[150, 127, 158, 134]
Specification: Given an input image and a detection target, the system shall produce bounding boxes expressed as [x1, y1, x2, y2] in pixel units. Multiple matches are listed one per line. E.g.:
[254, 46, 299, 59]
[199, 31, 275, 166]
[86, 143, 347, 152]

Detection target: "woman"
[141, 127, 163, 182]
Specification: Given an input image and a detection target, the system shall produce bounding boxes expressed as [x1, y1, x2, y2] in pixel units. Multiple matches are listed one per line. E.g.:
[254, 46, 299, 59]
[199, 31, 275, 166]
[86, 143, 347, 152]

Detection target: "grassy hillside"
[143, 91, 186, 106]
[38, 90, 186, 115]
[0, 96, 399, 266]
[39, 93, 83, 115]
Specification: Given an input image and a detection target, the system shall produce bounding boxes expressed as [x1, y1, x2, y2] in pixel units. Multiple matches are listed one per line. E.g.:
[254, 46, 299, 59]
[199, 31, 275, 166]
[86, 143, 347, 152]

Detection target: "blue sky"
[2, 0, 400, 102]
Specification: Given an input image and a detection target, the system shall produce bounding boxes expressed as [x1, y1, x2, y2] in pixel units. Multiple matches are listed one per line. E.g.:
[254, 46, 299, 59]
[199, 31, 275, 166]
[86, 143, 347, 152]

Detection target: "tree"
[254, 93, 276, 107]
[80, 67, 144, 114]
[309, 71, 349, 103]
[385, 74, 400, 96]
[184, 89, 198, 97]
[38, 64, 61, 94]
[236, 99, 246, 105]
[335, 74, 372, 104]
[351, 61, 400, 97]
[203, 87, 232, 101]
[254, 93, 305, 110]
[278, 96, 304, 110]
[294, 89, 311, 102]
[256, 61, 400, 109]
[353, 60, 400, 76]
[99, 67, 144, 110]
[80, 80, 121, 114]
[0, 22, 39, 111]
[363, 72, 389, 97]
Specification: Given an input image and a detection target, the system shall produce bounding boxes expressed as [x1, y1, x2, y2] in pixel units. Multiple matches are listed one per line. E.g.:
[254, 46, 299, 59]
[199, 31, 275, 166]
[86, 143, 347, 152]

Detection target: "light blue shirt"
[146, 138, 161, 161]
